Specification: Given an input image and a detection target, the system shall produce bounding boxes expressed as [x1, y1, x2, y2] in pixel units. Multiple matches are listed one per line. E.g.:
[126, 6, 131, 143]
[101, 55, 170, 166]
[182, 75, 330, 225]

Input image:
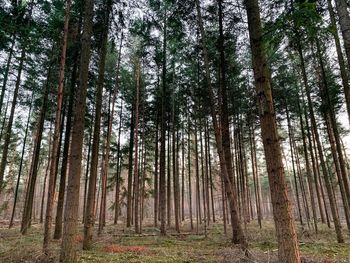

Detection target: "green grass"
[0, 220, 349, 262]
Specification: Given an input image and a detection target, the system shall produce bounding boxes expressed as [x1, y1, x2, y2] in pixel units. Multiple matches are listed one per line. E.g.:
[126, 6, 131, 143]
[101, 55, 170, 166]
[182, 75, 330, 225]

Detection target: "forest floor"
[0, 220, 349, 262]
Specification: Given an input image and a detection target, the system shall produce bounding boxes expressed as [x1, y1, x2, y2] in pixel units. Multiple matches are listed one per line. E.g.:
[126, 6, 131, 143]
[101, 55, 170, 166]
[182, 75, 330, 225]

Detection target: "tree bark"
[244, 0, 300, 260]
[9, 92, 33, 228]
[60, 0, 94, 258]
[43, 0, 72, 251]
[195, 0, 246, 248]
[83, 0, 111, 247]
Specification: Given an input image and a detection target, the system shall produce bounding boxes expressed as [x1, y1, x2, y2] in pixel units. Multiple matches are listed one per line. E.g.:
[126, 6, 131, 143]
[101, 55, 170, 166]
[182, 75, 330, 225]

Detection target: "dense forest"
[0, 0, 350, 262]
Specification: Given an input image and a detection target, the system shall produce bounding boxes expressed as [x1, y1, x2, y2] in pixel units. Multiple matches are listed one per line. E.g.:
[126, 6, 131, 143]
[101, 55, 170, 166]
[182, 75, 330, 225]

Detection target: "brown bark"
[195, 0, 246, 248]
[9, 92, 33, 228]
[327, 0, 350, 126]
[21, 62, 52, 235]
[83, 0, 111, 246]
[334, 0, 350, 78]
[187, 105, 193, 230]
[172, 97, 180, 233]
[60, 0, 94, 258]
[133, 60, 141, 234]
[43, 0, 72, 251]
[244, 0, 300, 260]
[296, 43, 344, 243]
[0, 45, 26, 191]
[54, 50, 78, 239]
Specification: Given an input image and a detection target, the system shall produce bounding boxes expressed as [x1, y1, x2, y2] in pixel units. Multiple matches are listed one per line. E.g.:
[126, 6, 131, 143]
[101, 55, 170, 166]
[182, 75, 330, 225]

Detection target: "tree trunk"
[21, 61, 52, 235]
[0, 33, 16, 120]
[60, 0, 94, 258]
[54, 50, 78, 240]
[159, 6, 167, 235]
[244, 0, 300, 260]
[0, 46, 26, 191]
[133, 60, 141, 234]
[195, 0, 246, 248]
[83, 0, 111, 247]
[326, 0, 350, 126]
[114, 100, 123, 224]
[296, 43, 344, 243]
[43, 0, 72, 251]
[334, 0, 350, 78]
[172, 96, 180, 233]
[9, 92, 33, 228]
[187, 104, 193, 230]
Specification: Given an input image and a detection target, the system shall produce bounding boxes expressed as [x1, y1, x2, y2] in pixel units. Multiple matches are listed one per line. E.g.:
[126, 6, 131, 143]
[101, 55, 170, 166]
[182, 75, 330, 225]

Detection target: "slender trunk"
[159, 5, 167, 235]
[43, 0, 72, 252]
[114, 101, 123, 224]
[187, 105, 193, 230]
[54, 54, 78, 240]
[126, 106, 135, 227]
[334, 0, 350, 78]
[167, 129, 171, 227]
[83, 120, 93, 223]
[21, 60, 53, 235]
[172, 97, 180, 232]
[327, 0, 350, 126]
[0, 33, 16, 119]
[315, 39, 350, 230]
[286, 107, 303, 225]
[154, 107, 159, 226]
[9, 93, 33, 228]
[195, 0, 246, 247]
[60, 0, 94, 258]
[296, 43, 344, 243]
[83, 0, 111, 246]
[0, 46, 26, 191]
[40, 129, 52, 225]
[249, 124, 261, 228]
[245, 0, 300, 260]
[194, 118, 200, 233]
[133, 60, 141, 234]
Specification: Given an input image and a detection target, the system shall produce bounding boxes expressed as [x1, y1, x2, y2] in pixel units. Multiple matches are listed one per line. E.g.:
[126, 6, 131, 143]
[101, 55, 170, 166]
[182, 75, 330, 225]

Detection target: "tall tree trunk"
[21, 61, 52, 235]
[83, 0, 111, 247]
[167, 129, 171, 227]
[244, 0, 300, 261]
[54, 51, 78, 240]
[43, 0, 72, 251]
[187, 105, 193, 230]
[83, 118, 94, 223]
[159, 5, 167, 235]
[296, 43, 344, 243]
[40, 126, 53, 225]
[0, 46, 26, 191]
[286, 106, 303, 225]
[114, 100, 123, 224]
[249, 123, 261, 228]
[60, 0, 94, 258]
[326, 0, 350, 126]
[315, 38, 350, 230]
[195, 0, 246, 247]
[334, 0, 350, 76]
[133, 60, 141, 234]
[172, 96, 180, 233]
[194, 118, 201, 233]
[154, 107, 159, 226]
[0, 33, 16, 120]
[9, 92, 33, 228]
[126, 106, 135, 227]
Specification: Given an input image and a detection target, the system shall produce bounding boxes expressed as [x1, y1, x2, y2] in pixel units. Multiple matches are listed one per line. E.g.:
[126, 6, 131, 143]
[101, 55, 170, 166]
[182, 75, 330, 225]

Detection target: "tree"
[244, 0, 300, 261]
[60, 0, 94, 259]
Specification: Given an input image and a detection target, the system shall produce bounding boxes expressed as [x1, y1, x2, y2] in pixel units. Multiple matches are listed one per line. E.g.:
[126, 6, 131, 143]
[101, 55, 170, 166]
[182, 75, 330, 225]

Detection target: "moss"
[0, 220, 349, 262]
